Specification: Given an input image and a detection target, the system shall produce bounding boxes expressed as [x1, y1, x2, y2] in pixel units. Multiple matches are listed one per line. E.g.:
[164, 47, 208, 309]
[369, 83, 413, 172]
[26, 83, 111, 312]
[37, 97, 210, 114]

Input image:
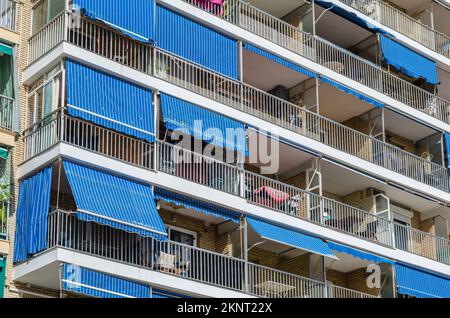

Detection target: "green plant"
[0, 184, 11, 229]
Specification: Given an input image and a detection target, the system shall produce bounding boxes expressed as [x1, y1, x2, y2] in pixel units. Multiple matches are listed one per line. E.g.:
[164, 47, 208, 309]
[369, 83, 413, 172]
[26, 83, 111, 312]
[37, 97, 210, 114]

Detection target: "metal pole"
[243, 217, 249, 293]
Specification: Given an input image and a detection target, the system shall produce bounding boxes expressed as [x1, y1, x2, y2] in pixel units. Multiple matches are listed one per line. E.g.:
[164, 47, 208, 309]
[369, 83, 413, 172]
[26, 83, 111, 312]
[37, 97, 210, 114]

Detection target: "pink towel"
[195, 0, 225, 16]
[254, 186, 290, 202]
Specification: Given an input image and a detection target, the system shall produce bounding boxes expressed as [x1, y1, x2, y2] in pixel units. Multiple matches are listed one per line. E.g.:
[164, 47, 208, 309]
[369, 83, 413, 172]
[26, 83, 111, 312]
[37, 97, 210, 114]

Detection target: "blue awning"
[66, 60, 155, 142]
[0, 43, 13, 56]
[380, 35, 439, 85]
[328, 242, 394, 264]
[152, 289, 189, 299]
[72, 0, 154, 42]
[13, 167, 53, 263]
[156, 5, 238, 79]
[160, 93, 248, 156]
[62, 264, 151, 298]
[247, 218, 337, 259]
[154, 188, 241, 223]
[314, 0, 392, 36]
[321, 76, 384, 108]
[445, 133, 450, 169]
[395, 263, 450, 298]
[63, 161, 167, 240]
[244, 43, 318, 78]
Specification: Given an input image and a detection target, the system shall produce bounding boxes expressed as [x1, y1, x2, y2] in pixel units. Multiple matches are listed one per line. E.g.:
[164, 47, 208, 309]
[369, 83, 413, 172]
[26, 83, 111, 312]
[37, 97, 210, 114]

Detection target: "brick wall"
[4, 0, 32, 299]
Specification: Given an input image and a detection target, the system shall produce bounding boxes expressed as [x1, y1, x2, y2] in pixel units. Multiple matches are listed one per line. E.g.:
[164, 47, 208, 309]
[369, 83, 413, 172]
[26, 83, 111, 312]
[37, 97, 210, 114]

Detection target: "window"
[0, 46, 14, 99]
[32, 0, 66, 34]
[167, 225, 197, 247]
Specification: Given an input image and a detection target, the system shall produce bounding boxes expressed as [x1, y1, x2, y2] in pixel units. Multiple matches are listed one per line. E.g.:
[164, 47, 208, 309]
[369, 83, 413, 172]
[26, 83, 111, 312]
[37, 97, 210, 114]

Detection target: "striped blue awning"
[314, 0, 393, 36]
[380, 35, 439, 85]
[244, 43, 318, 78]
[154, 188, 241, 223]
[247, 218, 337, 259]
[72, 0, 154, 42]
[62, 264, 151, 298]
[328, 242, 394, 264]
[66, 60, 155, 141]
[63, 161, 167, 240]
[13, 167, 53, 263]
[321, 76, 384, 108]
[160, 93, 248, 156]
[152, 288, 189, 298]
[395, 263, 450, 298]
[156, 5, 238, 79]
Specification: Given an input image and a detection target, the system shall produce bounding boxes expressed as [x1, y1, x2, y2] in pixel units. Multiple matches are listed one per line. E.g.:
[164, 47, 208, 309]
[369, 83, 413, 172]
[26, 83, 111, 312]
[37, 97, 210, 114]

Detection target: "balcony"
[176, 0, 450, 124]
[0, 201, 10, 256]
[0, 0, 19, 32]
[336, 0, 450, 59]
[28, 209, 375, 298]
[25, 11, 450, 193]
[22, 110, 450, 267]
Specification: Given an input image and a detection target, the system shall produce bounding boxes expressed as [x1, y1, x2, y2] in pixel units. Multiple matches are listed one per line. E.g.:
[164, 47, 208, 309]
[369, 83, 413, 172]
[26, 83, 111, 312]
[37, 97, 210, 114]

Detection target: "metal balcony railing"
[394, 222, 450, 265]
[0, 0, 19, 32]
[26, 11, 450, 192]
[0, 94, 14, 132]
[46, 210, 377, 298]
[180, 0, 450, 124]
[337, 0, 450, 59]
[23, 111, 450, 266]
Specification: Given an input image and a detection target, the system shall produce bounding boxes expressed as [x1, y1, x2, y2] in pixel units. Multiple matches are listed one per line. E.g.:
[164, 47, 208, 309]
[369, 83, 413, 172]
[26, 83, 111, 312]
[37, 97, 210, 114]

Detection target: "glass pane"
[48, 0, 65, 21]
[0, 54, 13, 98]
[43, 82, 53, 118]
[32, 0, 48, 34]
[375, 195, 388, 213]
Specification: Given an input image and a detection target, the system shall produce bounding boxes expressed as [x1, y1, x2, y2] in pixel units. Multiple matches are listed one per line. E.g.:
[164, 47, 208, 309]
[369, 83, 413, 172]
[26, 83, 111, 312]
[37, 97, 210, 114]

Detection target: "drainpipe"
[242, 217, 249, 293]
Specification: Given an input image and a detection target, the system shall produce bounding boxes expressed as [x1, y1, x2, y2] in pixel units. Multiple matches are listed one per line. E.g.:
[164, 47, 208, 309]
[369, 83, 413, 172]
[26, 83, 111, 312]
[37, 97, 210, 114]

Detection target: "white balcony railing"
[0, 0, 19, 32]
[26, 11, 450, 192]
[45, 210, 377, 298]
[22, 111, 450, 266]
[394, 222, 450, 265]
[0, 94, 14, 132]
[180, 0, 450, 124]
[337, 0, 450, 59]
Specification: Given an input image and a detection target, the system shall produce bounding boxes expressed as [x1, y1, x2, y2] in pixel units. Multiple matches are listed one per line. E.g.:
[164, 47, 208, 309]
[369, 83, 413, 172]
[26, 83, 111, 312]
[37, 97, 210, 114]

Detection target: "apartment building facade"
[0, 0, 21, 299]
[1, 0, 450, 298]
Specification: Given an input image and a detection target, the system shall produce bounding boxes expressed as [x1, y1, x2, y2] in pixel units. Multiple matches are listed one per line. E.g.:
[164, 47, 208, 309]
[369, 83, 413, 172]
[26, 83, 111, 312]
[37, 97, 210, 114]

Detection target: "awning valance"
[72, 0, 154, 42]
[314, 0, 392, 36]
[244, 43, 318, 78]
[154, 188, 241, 223]
[156, 5, 238, 79]
[62, 264, 151, 298]
[13, 167, 53, 263]
[395, 263, 450, 298]
[0, 43, 13, 56]
[321, 76, 384, 108]
[160, 93, 248, 156]
[328, 242, 394, 264]
[63, 161, 167, 240]
[247, 218, 337, 259]
[66, 60, 155, 141]
[380, 35, 439, 85]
